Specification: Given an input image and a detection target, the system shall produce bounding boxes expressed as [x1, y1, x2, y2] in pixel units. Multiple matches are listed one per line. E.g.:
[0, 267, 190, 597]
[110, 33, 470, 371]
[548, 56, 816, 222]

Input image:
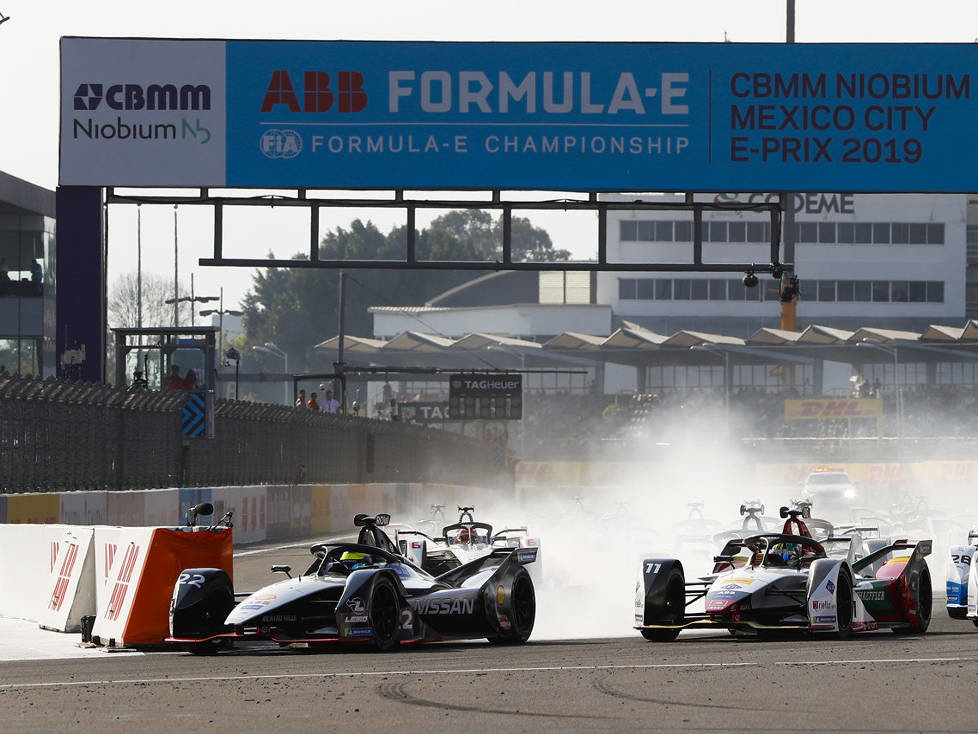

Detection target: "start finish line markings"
[1, 657, 973, 690]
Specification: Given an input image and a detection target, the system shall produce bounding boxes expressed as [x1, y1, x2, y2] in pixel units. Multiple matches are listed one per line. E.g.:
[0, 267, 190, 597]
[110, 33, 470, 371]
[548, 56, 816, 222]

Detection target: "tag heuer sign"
[449, 374, 522, 420]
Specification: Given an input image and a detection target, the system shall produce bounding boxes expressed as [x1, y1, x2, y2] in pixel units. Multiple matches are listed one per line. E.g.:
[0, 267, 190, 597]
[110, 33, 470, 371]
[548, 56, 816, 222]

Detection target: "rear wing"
[434, 546, 537, 586]
[852, 538, 932, 575]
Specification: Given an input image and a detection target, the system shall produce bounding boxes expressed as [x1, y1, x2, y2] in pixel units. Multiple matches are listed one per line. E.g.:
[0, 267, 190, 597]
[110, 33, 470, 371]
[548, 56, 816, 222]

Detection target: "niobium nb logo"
[260, 128, 302, 159]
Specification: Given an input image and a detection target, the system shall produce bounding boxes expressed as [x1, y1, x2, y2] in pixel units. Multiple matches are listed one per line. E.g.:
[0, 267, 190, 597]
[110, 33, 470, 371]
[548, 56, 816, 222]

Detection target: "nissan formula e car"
[946, 530, 978, 626]
[635, 507, 932, 641]
[167, 513, 538, 654]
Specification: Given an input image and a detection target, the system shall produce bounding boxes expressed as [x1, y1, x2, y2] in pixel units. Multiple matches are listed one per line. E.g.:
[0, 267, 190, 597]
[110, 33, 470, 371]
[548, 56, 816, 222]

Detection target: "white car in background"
[801, 469, 858, 519]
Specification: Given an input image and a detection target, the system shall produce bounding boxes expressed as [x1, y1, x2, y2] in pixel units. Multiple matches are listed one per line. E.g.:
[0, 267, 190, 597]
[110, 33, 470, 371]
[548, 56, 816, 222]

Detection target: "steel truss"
[104, 188, 792, 276]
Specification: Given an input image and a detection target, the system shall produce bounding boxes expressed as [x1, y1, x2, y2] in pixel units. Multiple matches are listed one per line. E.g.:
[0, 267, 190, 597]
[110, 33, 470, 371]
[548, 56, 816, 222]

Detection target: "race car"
[167, 513, 538, 654]
[395, 506, 540, 579]
[635, 506, 932, 641]
[946, 530, 978, 625]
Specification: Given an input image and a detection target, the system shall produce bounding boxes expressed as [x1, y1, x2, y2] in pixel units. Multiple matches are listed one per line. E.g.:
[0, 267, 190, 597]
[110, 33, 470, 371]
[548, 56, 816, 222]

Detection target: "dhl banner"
[784, 398, 883, 421]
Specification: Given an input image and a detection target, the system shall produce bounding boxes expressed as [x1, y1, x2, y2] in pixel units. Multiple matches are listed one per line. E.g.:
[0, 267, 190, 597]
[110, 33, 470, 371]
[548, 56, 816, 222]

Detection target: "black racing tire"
[834, 567, 854, 639]
[182, 639, 227, 656]
[488, 568, 536, 645]
[640, 568, 684, 642]
[947, 607, 969, 620]
[368, 575, 401, 652]
[972, 618, 978, 628]
[893, 566, 932, 634]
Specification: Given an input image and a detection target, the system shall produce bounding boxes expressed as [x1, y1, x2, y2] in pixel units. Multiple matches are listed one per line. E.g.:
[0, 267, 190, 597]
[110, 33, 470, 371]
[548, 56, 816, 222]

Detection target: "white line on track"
[777, 656, 971, 666]
[0, 662, 754, 689]
[3, 656, 974, 690]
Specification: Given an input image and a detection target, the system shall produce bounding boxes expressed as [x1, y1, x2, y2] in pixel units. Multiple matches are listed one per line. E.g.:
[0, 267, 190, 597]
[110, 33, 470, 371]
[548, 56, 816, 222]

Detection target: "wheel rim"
[371, 583, 399, 643]
[511, 575, 535, 633]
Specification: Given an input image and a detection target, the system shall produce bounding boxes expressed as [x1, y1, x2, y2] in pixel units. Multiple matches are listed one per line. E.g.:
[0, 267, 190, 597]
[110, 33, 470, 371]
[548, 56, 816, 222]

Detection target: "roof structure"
[313, 320, 978, 371]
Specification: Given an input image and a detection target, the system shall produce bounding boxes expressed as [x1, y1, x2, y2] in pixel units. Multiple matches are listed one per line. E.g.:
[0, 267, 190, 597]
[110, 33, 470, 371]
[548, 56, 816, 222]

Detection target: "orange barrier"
[92, 527, 232, 647]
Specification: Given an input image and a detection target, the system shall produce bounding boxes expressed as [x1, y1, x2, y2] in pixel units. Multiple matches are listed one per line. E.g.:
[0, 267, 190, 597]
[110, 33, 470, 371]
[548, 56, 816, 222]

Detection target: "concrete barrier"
[36, 526, 96, 633]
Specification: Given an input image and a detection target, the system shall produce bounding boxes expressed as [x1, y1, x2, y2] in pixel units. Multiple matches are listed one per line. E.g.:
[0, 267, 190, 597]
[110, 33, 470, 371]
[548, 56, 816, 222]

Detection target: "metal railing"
[0, 375, 509, 492]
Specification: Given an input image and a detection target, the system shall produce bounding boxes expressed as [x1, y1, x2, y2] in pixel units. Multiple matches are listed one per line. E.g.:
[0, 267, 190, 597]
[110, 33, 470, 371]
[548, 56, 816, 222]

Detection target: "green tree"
[240, 212, 563, 374]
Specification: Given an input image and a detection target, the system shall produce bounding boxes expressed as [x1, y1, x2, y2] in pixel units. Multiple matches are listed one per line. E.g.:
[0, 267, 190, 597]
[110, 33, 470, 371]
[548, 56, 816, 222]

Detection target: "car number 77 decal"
[645, 563, 661, 575]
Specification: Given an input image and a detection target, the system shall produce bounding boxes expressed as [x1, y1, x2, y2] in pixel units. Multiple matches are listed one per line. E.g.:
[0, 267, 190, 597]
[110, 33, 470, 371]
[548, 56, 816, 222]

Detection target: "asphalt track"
[2, 539, 977, 733]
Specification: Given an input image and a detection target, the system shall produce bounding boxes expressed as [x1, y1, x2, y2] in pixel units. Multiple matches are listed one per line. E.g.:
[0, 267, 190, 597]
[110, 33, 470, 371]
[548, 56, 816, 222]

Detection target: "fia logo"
[260, 128, 302, 159]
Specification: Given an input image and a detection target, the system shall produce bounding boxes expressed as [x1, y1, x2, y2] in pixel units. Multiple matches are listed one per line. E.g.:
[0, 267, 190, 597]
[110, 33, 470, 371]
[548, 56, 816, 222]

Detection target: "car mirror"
[271, 564, 292, 578]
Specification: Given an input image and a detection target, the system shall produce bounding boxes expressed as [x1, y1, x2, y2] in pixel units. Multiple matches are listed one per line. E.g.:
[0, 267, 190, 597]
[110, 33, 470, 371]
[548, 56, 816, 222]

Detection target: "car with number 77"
[635, 506, 932, 640]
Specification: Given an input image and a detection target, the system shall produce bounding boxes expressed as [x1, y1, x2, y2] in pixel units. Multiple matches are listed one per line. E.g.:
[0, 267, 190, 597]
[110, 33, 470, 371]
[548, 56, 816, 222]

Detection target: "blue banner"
[225, 41, 978, 192]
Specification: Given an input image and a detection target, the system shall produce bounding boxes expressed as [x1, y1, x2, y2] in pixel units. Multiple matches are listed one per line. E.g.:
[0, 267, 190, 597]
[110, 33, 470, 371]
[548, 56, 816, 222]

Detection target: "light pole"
[165, 281, 219, 327]
[856, 339, 903, 438]
[252, 342, 288, 405]
[199, 288, 242, 367]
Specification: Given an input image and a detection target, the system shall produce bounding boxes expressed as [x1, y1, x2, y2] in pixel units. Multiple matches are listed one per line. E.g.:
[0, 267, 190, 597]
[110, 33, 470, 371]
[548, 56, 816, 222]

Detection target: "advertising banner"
[784, 398, 883, 420]
[61, 38, 978, 192]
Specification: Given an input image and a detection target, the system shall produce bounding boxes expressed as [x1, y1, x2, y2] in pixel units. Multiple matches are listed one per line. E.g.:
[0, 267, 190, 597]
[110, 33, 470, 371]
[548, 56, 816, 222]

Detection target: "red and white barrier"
[36, 527, 96, 633]
[91, 526, 232, 647]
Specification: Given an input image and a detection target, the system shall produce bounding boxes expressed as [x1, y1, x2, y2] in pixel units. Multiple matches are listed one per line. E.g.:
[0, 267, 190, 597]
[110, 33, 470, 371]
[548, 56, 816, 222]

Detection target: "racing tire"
[368, 575, 401, 652]
[488, 568, 536, 645]
[834, 567, 854, 639]
[182, 639, 227, 656]
[892, 566, 932, 635]
[972, 618, 978, 628]
[947, 607, 968, 620]
[640, 568, 684, 642]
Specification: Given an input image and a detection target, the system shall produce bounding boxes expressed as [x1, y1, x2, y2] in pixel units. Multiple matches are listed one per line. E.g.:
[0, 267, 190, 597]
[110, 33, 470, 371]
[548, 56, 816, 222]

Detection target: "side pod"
[169, 567, 235, 640]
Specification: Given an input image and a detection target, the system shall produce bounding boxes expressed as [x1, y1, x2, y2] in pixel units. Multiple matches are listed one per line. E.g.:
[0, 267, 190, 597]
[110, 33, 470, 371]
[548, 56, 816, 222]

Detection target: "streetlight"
[199, 288, 243, 367]
[855, 338, 903, 438]
[252, 342, 289, 405]
[690, 344, 730, 428]
[165, 274, 219, 326]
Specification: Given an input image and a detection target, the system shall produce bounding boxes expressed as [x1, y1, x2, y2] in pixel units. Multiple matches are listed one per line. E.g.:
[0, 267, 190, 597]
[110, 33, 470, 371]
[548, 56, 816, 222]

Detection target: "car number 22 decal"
[178, 573, 206, 589]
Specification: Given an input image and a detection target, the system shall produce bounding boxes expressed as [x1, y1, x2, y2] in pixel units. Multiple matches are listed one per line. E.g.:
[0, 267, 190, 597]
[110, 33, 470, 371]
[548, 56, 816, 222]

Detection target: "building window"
[854, 280, 872, 301]
[747, 221, 769, 243]
[927, 223, 945, 244]
[655, 280, 673, 300]
[620, 221, 637, 241]
[837, 223, 854, 243]
[799, 222, 818, 243]
[837, 280, 854, 302]
[891, 223, 909, 244]
[909, 281, 926, 302]
[638, 221, 654, 241]
[636, 279, 654, 300]
[872, 223, 890, 244]
[690, 280, 708, 300]
[872, 281, 890, 302]
[708, 221, 727, 242]
[926, 281, 944, 302]
[908, 223, 926, 244]
[619, 278, 636, 300]
[817, 280, 836, 302]
[675, 220, 692, 242]
[674, 279, 691, 300]
[709, 280, 727, 300]
[855, 223, 873, 243]
[727, 221, 746, 242]
[891, 281, 909, 302]
[818, 222, 836, 243]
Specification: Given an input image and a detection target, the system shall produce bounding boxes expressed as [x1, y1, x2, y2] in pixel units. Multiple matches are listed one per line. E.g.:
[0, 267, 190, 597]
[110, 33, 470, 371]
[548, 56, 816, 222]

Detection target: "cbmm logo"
[261, 71, 367, 113]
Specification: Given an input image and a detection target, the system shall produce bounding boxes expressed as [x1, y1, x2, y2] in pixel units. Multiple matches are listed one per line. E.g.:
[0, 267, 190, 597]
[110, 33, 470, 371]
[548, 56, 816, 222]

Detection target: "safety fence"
[0, 375, 509, 492]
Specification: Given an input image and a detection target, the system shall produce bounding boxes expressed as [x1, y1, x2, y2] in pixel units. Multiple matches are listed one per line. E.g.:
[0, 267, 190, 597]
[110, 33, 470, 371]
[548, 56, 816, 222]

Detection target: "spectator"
[182, 369, 198, 390]
[382, 381, 393, 405]
[323, 389, 340, 414]
[307, 391, 320, 410]
[165, 364, 183, 389]
[31, 260, 42, 284]
[296, 389, 306, 408]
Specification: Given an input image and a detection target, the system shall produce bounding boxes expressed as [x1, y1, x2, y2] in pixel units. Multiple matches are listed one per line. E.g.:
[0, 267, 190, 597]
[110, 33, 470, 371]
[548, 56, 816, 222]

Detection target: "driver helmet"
[768, 542, 800, 565]
[456, 527, 471, 544]
[340, 551, 372, 570]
